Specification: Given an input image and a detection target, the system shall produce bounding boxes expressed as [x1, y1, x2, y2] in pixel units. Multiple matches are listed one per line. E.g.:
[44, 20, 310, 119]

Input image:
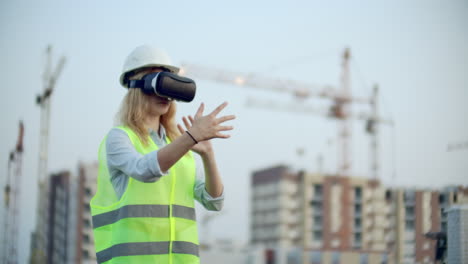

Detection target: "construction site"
[1, 1, 468, 264]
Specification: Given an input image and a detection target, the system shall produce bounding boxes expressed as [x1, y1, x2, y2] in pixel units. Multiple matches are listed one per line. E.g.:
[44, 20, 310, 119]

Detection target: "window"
[405, 220, 414, 230]
[405, 207, 415, 216]
[312, 203, 322, 211]
[265, 249, 276, 264]
[355, 204, 362, 213]
[354, 233, 362, 243]
[313, 184, 323, 197]
[309, 251, 322, 264]
[360, 253, 369, 264]
[83, 234, 90, 243]
[355, 187, 362, 200]
[355, 218, 362, 228]
[404, 191, 415, 202]
[385, 190, 392, 200]
[84, 203, 90, 212]
[286, 248, 301, 264]
[313, 231, 322, 241]
[82, 249, 89, 258]
[441, 222, 447, 232]
[331, 252, 340, 264]
[314, 216, 322, 225]
[381, 253, 388, 264]
[83, 218, 91, 228]
[439, 194, 446, 204]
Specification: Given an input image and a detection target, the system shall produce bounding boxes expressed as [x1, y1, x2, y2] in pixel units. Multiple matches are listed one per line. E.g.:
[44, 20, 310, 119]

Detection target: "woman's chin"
[149, 105, 170, 116]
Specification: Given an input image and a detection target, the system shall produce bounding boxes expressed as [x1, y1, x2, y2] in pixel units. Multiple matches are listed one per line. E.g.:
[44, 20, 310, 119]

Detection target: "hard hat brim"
[119, 63, 180, 88]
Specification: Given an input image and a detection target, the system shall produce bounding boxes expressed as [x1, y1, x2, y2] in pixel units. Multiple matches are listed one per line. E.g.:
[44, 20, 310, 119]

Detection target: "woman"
[90, 45, 235, 264]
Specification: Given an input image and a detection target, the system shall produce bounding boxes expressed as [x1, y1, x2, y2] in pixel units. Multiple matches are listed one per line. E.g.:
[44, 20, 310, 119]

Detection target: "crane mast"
[1, 121, 24, 264]
[30, 45, 66, 264]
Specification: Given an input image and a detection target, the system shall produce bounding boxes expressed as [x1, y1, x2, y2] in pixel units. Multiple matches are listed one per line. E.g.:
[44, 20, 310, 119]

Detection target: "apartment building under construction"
[28, 162, 98, 264]
[250, 165, 468, 264]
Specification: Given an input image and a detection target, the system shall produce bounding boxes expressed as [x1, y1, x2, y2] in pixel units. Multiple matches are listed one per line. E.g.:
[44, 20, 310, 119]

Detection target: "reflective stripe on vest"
[96, 241, 199, 263]
[92, 204, 196, 228]
[90, 126, 199, 264]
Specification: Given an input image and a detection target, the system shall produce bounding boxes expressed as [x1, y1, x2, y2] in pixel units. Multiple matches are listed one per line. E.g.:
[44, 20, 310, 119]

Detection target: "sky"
[1, 0, 467, 262]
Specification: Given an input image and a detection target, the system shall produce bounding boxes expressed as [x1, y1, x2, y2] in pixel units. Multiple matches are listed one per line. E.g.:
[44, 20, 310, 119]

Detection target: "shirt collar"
[148, 125, 166, 139]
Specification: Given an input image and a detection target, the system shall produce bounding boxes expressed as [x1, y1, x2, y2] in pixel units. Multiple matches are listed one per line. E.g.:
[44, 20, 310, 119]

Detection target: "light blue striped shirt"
[105, 126, 224, 211]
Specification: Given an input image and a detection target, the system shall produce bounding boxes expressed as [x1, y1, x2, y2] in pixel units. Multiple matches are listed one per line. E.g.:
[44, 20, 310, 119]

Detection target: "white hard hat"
[119, 45, 180, 88]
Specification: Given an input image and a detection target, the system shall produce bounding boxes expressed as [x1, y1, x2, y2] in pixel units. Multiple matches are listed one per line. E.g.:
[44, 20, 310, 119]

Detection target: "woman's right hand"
[187, 102, 236, 142]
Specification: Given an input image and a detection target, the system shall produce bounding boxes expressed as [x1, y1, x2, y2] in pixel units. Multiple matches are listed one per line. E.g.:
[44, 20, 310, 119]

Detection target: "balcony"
[354, 196, 362, 204]
[312, 226, 323, 235]
[354, 211, 362, 218]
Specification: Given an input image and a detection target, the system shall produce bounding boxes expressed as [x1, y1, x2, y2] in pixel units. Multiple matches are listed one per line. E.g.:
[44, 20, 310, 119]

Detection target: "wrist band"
[185, 131, 198, 144]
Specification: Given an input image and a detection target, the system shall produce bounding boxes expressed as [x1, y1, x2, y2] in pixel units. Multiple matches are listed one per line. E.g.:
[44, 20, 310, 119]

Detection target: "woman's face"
[134, 67, 173, 116]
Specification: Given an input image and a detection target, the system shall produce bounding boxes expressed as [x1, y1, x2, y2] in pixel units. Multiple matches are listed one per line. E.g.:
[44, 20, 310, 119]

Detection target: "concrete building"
[250, 165, 468, 264]
[384, 186, 468, 264]
[48, 171, 71, 264]
[72, 162, 98, 264]
[250, 165, 302, 249]
[446, 205, 468, 264]
[28, 162, 98, 264]
[250, 166, 388, 264]
[384, 189, 440, 264]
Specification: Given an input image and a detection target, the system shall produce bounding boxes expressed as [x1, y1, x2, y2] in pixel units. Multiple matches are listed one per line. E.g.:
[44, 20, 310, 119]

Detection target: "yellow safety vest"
[90, 126, 199, 264]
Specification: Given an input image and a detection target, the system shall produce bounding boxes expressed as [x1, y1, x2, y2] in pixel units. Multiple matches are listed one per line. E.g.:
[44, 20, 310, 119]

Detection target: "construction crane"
[447, 140, 468, 152]
[1, 121, 24, 264]
[181, 48, 392, 179]
[181, 48, 394, 255]
[30, 45, 66, 264]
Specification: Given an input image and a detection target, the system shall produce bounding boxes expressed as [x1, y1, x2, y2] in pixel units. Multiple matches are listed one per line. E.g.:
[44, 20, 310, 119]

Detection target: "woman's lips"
[157, 100, 170, 105]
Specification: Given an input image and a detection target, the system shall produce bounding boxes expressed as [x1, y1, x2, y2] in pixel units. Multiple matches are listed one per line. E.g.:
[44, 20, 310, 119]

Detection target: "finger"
[216, 115, 236, 124]
[215, 132, 231, 139]
[177, 124, 185, 134]
[217, 125, 234, 131]
[195, 103, 204, 118]
[188, 115, 195, 125]
[182, 116, 191, 130]
[210, 102, 228, 117]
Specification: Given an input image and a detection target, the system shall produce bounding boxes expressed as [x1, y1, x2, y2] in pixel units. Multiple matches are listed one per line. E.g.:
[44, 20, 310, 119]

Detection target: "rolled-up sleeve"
[106, 128, 167, 182]
[193, 163, 225, 211]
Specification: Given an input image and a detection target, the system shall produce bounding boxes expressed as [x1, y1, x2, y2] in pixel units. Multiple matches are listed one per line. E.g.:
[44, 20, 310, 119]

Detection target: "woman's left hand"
[177, 115, 213, 156]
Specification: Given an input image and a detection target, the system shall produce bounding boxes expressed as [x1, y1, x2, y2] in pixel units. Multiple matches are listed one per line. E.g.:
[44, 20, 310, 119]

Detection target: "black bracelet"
[185, 131, 198, 144]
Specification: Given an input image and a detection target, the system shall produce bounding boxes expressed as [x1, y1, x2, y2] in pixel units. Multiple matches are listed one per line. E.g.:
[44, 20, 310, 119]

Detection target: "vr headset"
[128, 72, 196, 102]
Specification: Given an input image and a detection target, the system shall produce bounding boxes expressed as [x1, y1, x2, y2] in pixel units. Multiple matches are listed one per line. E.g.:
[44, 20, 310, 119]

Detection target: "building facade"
[250, 166, 388, 264]
[446, 204, 468, 263]
[250, 165, 468, 264]
[76, 162, 98, 264]
[48, 171, 71, 264]
[29, 162, 98, 264]
[250, 165, 302, 249]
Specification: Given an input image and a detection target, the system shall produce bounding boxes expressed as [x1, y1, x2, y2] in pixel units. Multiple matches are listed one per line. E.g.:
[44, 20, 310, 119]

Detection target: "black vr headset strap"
[128, 79, 145, 89]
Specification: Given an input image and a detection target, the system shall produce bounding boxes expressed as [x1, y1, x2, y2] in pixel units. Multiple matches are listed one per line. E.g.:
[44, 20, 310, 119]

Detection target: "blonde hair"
[117, 88, 181, 146]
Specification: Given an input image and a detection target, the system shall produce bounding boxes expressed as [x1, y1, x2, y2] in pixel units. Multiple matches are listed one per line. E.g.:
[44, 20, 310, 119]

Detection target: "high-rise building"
[250, 165, 302, 249]
[384, 189, 441, 264]
[446, 204, 468, 264]
[48, 171, 71, 264]
[65, 162, 98, 264]
[28, 162, 98, 264]
[301, 170, 389, 264]
[250, 166, 388, 264]
[250, 165, 468, 264]
[75, 162, 98, 264]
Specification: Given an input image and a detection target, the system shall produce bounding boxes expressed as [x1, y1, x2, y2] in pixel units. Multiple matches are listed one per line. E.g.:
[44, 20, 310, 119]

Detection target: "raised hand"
[185, 102, 235, 141]
[177, 102, 236, 155]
